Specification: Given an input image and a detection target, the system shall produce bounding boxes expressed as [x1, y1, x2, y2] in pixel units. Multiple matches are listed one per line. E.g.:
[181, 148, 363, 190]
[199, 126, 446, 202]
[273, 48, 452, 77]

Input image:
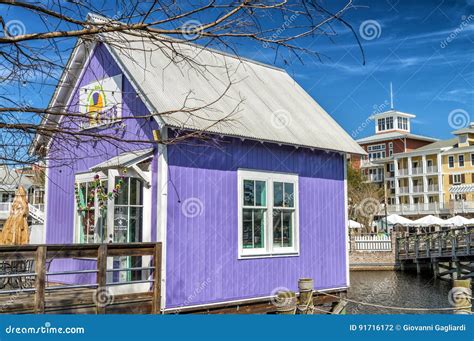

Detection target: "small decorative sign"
[79, 74, 122, 129]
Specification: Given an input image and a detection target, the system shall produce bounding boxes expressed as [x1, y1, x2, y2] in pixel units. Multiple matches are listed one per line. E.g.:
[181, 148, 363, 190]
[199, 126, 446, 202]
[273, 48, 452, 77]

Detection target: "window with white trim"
[238, 170, 298, 257]
[453, 173, 462, 184]
[386, 116, 394, 130]
[448, 155, 454, 168]
[377, 118, 386, 132]
[459, 154, 465, 167]
[74, 172, 144, 245]
[471, 154, 474, 166]
[74, 174, 108, 244]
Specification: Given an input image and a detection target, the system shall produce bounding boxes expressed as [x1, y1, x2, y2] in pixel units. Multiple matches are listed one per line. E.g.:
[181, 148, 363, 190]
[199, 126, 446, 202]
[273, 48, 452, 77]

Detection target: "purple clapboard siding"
[165, 137, 347, 308]
[45, 43, 158, 282]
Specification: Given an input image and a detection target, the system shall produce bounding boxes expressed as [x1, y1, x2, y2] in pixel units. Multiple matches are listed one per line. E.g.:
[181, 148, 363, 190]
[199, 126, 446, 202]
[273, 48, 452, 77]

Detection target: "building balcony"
[411, 167, 423, 175]
[412, 185, 423, 193]
[426, 166, 438, 174]
[367, 174, 383, 182]
[427, 184, 439, 192]
[398, 187, 409, 194]
[0, 202, 45, 222]
[383, 201, 474, 215]
[397, 169, 409, 176]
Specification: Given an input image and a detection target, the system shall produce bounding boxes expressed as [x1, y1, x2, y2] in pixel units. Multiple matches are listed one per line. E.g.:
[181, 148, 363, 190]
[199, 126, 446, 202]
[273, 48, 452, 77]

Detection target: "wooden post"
[297, 278, 314, 314]
[432, 260, 439, 279]
[34, 245, 46, 314]
[96, 244, 108, 314]
[152, 243, 162, 314]
[452, 279, 472, 315]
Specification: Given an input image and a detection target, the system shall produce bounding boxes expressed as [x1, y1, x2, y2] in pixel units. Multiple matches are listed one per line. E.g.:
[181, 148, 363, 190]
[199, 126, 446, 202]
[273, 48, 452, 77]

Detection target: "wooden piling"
[275, 290, 297, 315]
[96, 244, 108, 314]
[297, 278, 314, 314]
[34, 246, 47, 314]
[452, 279, 472, 315]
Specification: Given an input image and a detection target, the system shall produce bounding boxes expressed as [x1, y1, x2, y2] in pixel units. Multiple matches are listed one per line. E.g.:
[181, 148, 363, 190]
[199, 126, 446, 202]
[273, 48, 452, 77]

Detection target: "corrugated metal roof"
[103, 33, 365, 155]
[90, 148, 154, 171]
[356, 131, 437, 144]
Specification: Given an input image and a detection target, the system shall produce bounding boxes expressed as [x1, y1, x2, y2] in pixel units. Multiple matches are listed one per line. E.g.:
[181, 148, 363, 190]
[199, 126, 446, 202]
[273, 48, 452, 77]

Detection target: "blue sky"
[2, 0, 473, 144]
[240, 0, 474, 141]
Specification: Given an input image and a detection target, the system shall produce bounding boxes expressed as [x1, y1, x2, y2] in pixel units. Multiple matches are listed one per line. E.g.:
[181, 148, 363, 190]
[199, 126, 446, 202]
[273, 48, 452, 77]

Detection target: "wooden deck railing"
[0, 242, 162, 314]
[396, 226, 474, 261]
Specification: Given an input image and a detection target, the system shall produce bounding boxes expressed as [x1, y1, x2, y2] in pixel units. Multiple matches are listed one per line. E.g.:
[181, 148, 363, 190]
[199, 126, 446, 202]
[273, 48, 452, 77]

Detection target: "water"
[346, 271, 454, 314]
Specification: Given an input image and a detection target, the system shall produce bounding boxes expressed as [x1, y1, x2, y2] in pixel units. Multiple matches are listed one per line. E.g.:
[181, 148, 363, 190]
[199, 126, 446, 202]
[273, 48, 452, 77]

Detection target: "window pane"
[96, 208, 107, 243]
[273, 210, 282, 246]
[282, 211, 293, 247]
[130, 178, 143, 205]
[274, 182, 283, 207]
[273, 210, 293, 248]
[243, 180, 254, 206]
[242, 209, 253, 248]
[253, 209, 265, 248]
[284, 183, 294, 207]
[242, 208, 265, 249]
[255, 180, 266, 206]
[113, 206, 129, 243]
[115, 178, 128, 205]
[129, 207, 143, 242]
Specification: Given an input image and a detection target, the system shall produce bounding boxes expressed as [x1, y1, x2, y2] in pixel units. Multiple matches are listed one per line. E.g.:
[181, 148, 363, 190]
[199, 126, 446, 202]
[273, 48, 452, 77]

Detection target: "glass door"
[112, 177, 144, 282]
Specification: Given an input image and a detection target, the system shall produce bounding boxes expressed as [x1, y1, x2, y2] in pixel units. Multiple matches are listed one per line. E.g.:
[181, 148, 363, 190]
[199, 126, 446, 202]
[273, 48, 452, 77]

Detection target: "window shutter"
[449, 175, 453, 184]
[461, 174, 465, 183]
[471, 173, 474, 182]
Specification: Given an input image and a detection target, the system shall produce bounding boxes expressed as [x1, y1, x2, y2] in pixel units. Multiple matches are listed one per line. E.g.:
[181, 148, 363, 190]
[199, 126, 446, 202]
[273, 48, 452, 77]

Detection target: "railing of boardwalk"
[353, 234, 392, 251]
[396, 226, 474, 261]
[0, 243, 162, 314]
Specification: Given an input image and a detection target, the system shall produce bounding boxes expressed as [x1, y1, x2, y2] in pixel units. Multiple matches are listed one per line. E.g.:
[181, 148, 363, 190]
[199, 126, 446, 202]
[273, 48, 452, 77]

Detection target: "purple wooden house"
[32, 28, 364, 311]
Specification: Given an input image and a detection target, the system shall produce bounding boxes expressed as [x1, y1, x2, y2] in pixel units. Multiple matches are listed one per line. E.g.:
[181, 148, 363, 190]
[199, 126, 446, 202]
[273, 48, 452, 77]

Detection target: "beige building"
[381, 124, 474, 218]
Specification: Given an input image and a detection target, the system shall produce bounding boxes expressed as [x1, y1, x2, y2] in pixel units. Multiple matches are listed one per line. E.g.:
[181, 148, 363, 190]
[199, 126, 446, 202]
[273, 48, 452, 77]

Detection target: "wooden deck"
[0, 243, 162, 314]
[0, 242, 346, 314]
[396, 226, 474, 280]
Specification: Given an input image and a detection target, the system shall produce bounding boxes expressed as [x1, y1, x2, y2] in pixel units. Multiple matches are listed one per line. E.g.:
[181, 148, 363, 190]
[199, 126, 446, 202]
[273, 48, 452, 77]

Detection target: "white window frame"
[74, 169, 151, 245]
[458, 154, 465, 168]
[237, 169, 299, 259]
[448, 155, 454, 168]
[453, 173, 462, 185]
[74, 171, 108, 244]
[471, 153, 474, 166]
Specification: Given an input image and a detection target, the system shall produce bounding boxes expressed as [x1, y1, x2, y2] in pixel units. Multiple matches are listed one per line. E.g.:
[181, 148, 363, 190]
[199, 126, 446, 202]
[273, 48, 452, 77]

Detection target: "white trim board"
[163, 286, 349, 313]
[156, 127, 169, 311]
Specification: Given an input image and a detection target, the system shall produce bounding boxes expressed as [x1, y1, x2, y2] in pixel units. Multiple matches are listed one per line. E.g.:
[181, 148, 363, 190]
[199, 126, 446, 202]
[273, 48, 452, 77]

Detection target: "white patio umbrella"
[386, 214, 413, 226]
[348, 219, 363, 229]
[413, 215, 446, 226]
[444, 215, 471, 227]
